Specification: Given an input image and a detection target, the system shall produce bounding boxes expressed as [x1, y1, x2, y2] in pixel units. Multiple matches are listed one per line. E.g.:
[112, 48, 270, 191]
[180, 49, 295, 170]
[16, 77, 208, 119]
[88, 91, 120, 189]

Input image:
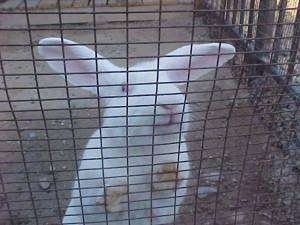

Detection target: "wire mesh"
[0, 0, 299, 225]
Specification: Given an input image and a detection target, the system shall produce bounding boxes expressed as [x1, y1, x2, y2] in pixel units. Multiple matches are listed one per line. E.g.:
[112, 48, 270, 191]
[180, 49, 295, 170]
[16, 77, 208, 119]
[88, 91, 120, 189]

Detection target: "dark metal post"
[255, 0, 276, 54]
[287, 1, 300, 79]
[272, 0, 288, 63]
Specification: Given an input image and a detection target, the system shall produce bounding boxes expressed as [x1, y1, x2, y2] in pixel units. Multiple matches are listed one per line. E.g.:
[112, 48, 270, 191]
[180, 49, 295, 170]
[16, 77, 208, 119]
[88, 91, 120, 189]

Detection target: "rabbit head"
[38, 38, 236, 134]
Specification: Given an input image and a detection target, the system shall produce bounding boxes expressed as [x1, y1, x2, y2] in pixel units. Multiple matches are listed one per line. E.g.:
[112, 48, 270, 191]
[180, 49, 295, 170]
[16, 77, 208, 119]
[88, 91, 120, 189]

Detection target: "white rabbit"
[38, 38, 235, 225]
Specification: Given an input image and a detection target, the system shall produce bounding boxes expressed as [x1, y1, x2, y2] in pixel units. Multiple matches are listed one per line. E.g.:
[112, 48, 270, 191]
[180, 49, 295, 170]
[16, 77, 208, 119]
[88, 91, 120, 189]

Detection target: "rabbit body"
[63, 130, 190, 225]
[38, 38, 235, 225]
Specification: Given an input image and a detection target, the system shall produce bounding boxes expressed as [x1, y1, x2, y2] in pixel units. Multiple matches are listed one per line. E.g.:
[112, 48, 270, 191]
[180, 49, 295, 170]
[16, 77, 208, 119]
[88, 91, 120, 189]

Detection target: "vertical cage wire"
[125, 0, 131, 223]
[150, 0, 162, 223]
[57, 1, 87, 224]
[91, 0, 109, 224]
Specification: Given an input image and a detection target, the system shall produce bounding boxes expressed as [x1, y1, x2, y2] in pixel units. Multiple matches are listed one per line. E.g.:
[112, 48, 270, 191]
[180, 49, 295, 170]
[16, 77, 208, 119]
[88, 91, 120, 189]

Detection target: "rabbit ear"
[160, 43, 236, 82]
[38, 37, 118, 94]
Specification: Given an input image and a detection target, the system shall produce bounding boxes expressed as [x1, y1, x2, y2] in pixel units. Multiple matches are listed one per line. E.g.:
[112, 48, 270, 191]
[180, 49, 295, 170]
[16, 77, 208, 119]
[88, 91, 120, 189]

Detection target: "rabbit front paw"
[152, 163, 182, 191]
[96, 185, 128, 213]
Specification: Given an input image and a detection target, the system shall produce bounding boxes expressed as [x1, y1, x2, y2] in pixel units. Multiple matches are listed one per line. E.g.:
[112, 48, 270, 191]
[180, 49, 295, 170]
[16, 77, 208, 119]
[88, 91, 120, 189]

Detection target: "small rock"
[28, 132, 37, 140]
[240, 198, 248, 203]
[292, 75, 300, 83]
[197, 186, 217, 199]
[232, 178, 238, 183]
[39, 176, 51, 190]
[49, 164, 55, 173]
[259, 211, 272, 219]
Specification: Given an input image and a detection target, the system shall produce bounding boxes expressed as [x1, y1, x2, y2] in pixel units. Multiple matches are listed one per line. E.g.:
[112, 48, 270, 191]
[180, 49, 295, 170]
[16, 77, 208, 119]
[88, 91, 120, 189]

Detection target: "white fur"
[38, 38, 235, 225]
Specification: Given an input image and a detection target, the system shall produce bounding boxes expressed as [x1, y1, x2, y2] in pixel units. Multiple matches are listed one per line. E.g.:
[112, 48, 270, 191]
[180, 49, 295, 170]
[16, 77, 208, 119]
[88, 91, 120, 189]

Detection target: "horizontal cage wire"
[0, 0, 299, 225]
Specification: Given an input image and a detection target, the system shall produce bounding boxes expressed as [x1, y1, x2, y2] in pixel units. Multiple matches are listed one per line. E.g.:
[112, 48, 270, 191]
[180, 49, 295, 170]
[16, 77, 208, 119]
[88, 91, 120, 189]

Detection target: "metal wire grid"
[2, 0, 174, 11]
[0, 0, 299, 225]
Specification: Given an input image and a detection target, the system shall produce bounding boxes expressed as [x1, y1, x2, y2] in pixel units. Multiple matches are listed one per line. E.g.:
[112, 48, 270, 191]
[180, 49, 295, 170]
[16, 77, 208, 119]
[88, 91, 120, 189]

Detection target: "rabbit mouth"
[155, 106, 175, 126]
[155, 104, 175, 126]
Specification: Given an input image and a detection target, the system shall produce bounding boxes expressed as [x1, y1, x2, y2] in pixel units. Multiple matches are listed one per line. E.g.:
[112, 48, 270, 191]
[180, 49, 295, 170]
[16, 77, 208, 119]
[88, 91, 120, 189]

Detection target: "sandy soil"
[0, 5, 293, 225]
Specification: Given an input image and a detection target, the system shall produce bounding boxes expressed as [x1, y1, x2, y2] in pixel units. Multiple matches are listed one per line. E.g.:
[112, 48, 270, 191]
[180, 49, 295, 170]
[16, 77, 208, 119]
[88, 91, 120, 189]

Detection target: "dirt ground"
[0, 4, 295, 225]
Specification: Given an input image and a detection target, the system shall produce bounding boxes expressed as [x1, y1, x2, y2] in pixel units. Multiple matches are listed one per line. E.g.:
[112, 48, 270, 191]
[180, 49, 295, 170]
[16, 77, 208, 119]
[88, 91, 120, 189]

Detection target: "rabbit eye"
[121, 83, 129, 93]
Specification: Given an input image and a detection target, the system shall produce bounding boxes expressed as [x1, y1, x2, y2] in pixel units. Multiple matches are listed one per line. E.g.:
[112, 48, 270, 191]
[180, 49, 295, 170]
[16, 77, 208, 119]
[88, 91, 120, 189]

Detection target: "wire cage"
[0, 0, 299, 224]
